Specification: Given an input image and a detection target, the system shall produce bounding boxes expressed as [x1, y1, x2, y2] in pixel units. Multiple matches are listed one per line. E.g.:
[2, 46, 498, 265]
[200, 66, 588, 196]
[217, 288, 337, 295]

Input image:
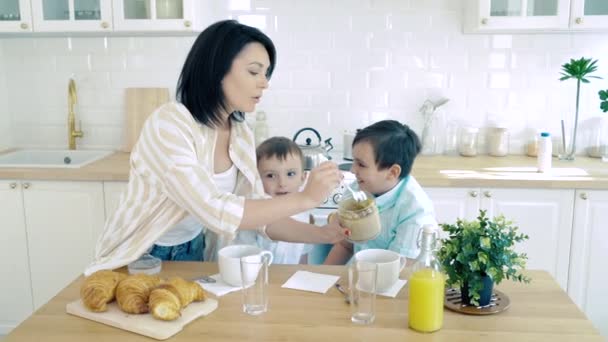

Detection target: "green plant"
[437, 210, 531, 306]
[558, 57, 602, 157]
[600, 89, 608, 113]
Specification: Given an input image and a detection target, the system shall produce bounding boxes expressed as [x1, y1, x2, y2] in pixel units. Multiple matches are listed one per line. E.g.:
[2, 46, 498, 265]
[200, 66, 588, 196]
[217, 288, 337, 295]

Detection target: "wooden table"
[4, 263, 602, 341]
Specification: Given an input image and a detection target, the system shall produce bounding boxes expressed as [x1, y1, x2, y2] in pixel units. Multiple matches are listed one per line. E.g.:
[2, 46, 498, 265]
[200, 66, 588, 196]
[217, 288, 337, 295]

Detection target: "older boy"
[324, 120, 437, 265]
[256, 137, 347, 264]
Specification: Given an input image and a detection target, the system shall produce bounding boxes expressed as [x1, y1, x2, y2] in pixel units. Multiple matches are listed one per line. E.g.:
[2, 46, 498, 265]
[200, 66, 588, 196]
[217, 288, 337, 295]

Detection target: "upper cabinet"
[570, 0, 608, 29]
[465, 0, 608, 32]
[31, 0, 113, 32]
[0, 0, 205, 33]
[0, 0, 33, 32]
[113, 0, 195, 32]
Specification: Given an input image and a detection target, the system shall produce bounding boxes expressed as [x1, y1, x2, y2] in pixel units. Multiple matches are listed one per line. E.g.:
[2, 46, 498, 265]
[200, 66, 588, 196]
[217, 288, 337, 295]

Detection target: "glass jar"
[337, 191, 380, 242]
[487, 127, 509, 157]
[526, 129, 540, 157]
[458, 127, 479, 157]
[586, 116, 608, 158]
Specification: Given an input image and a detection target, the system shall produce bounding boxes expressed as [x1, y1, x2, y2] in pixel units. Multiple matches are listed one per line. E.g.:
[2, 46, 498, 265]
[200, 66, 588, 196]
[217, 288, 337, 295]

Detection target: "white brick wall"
[0, 0, 607, 153]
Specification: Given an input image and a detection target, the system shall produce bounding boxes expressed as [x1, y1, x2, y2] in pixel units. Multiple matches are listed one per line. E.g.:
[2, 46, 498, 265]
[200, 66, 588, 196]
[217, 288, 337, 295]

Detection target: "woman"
[85, 20, 344, 275]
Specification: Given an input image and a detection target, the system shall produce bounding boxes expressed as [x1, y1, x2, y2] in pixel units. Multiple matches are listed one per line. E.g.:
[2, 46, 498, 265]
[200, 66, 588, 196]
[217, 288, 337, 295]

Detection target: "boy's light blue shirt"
[352, 175, 437, 259]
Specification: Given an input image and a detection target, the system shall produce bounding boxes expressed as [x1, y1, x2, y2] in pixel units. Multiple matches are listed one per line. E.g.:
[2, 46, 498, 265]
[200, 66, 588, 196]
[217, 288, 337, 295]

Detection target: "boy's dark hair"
[256, 137, 305, 169]
[176, 20, 276, 127]
[353, 120, 421, 179]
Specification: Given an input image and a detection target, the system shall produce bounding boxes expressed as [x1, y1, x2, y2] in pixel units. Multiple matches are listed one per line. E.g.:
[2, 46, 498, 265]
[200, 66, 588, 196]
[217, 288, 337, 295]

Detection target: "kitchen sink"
[0, 149, 113, 168]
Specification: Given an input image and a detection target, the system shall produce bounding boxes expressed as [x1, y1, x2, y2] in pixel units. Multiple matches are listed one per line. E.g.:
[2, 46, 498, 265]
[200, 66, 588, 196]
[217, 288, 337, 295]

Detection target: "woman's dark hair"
[353, 120, 421, 179]
[176, 20, 276, 127]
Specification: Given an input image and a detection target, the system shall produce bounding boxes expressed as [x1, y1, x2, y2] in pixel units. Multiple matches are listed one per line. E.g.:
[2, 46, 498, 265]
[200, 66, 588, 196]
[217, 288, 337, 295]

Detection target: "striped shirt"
[85, 102, 266, 276]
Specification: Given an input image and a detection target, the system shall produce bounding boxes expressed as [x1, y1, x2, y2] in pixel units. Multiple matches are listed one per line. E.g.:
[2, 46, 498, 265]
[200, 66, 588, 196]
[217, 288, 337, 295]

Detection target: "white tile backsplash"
[1, 0, 607, 153]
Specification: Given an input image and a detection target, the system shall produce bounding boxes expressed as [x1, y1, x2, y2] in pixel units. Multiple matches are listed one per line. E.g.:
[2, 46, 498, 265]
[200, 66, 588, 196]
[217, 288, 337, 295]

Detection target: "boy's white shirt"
[257, 211, 313, 264]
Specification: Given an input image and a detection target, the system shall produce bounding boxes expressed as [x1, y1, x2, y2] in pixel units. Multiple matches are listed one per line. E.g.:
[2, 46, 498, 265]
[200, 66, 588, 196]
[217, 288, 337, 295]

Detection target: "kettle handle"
[324, 137, 334, 152]
[293, 127, 322, 145]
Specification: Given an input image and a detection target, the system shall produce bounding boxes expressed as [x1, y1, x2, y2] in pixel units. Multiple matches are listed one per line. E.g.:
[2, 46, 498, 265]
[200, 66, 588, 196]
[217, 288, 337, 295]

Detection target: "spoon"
[335, 283, 352, 304]
[343, 180, 367, 202]
[193, 275, 216, 284]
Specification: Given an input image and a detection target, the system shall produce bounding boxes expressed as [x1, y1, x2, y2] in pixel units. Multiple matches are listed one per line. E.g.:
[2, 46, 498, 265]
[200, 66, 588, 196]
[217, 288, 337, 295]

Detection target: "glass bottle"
[408, 224, 444, 333]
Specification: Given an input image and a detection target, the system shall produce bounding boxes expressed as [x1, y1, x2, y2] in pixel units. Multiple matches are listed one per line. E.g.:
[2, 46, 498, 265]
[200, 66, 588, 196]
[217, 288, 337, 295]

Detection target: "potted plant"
[599, 89, 608, 161]
[437, 210, 531, 307]
[558, 57, 602, 160]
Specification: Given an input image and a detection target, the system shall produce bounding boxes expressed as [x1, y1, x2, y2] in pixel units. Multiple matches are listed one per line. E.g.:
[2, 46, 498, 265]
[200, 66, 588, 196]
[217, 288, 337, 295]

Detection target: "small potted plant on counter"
[438, 210, 531, 307]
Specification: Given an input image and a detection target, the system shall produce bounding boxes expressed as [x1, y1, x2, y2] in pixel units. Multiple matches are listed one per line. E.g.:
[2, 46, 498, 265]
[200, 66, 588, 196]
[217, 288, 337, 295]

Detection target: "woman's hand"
[301, 161, 342, 207]
[318, 219, 350, 244]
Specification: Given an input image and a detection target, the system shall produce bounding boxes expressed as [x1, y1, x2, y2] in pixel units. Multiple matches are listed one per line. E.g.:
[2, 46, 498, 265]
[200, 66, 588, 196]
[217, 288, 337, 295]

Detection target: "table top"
[4, 263, 603, 342]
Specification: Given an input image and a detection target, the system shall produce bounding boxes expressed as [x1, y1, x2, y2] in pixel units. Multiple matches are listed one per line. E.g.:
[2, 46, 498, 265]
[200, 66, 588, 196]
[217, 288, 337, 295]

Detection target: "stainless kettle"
[293, 127, 334, 170]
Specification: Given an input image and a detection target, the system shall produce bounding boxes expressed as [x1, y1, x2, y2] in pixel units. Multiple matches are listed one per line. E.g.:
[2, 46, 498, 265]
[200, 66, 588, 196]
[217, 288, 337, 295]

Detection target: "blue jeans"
[149, 232, 205, 261]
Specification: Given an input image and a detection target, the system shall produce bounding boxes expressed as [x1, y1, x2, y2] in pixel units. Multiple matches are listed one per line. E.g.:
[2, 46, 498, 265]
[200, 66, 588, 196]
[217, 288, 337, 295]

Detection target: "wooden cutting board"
[122, 87, 170, 152]
[66, 298, 218, 340]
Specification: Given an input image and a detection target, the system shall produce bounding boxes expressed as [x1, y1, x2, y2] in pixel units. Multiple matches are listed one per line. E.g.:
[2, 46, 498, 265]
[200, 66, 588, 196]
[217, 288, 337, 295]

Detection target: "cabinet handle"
[469, 191, 478, 198]
[580, 192, 588, 200]
[184, 20, 192, 28]
[575, 17, 583, 24]
[101, 21, 109, 29]
[481, 18, 488, 25]
[20, 22, 28, 30]
[9, 182, 17, 189]
[483, 191, 492, 198]
[22, 182, 30, 189]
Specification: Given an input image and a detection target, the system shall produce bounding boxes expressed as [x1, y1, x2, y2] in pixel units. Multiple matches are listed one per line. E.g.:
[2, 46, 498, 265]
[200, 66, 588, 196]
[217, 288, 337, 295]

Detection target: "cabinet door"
[569, 190, 608, 338]
[22, 181, 105, 310]
[570, 0, 608, 29]
[425, 187, 480, 238]
[466, 0, 570, 32]
[0, 181, 33, 334]
[0, 0, 32, 32]
[112, 0, 195, 32]
[481, 188, 574, 290]
[31, 0, 113, 32]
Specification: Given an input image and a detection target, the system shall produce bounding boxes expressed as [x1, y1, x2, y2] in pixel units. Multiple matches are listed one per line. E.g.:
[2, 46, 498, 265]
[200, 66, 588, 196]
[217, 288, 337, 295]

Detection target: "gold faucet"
[68, 78, 83, 150]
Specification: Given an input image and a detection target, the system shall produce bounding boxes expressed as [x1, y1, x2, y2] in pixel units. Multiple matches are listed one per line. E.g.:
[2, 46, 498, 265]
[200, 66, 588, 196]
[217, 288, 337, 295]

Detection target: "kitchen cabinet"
[22, 180, 105, 309]
[1, 0, 206, 33]
[112, 0, 196, 32]
[465, 0, 608, 32]
[31, 0, 113, 32]
[0, 0, 33, 32]
[426, 187, 574, 290]
[568, 190, 608, 338]
[0, 181, 33, 335]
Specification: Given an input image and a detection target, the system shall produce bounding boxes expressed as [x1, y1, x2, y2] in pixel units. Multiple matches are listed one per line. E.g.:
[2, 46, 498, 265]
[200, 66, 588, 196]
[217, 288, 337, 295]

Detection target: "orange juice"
[408, 268, 445, 332]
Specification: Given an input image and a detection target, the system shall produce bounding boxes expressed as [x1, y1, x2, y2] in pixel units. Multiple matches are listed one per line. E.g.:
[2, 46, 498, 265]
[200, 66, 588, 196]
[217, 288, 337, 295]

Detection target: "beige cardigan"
[85, 102, 266, 275]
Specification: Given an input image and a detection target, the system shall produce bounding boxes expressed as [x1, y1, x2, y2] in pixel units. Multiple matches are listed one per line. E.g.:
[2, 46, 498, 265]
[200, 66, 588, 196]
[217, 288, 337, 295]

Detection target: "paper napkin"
[377, 279, 407, 298]
[194, 274, 248, 297]
[281, 270, 340, 294]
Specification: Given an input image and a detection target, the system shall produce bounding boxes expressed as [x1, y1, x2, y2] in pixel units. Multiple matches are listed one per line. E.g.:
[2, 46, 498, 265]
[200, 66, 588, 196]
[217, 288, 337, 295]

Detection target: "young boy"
[256, 136, 345, 264]
[324, 120, 437, 265]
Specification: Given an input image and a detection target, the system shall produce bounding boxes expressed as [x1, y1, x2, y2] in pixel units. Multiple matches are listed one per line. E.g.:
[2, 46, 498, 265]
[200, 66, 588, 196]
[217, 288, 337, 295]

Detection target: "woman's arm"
[265, 217, 348, 244]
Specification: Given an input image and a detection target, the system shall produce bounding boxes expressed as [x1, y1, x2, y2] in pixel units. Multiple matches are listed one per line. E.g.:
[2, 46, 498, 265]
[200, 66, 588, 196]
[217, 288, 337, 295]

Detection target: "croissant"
[149, 277, 206, 321]
[115, 274, 161, 314]
[80, 270, 127, 312]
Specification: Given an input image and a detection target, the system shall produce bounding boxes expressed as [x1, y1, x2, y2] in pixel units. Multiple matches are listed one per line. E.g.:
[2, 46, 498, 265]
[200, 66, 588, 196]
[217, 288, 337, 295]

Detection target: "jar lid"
[128, 253, 162, 275]
[541, 132, 550, 137]
[422, 224, 438, 234]
[462, 126, 479, 133]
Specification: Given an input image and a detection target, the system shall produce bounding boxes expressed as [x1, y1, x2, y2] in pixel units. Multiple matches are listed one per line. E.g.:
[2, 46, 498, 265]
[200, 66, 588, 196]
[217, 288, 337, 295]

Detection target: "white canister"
[487, 126, 509, 157]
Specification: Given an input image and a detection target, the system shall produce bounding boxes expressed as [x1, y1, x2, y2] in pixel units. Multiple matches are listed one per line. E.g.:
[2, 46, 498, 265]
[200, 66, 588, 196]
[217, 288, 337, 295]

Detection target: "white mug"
[218, 245, 273, 287]
[354, 249, 406, 292]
